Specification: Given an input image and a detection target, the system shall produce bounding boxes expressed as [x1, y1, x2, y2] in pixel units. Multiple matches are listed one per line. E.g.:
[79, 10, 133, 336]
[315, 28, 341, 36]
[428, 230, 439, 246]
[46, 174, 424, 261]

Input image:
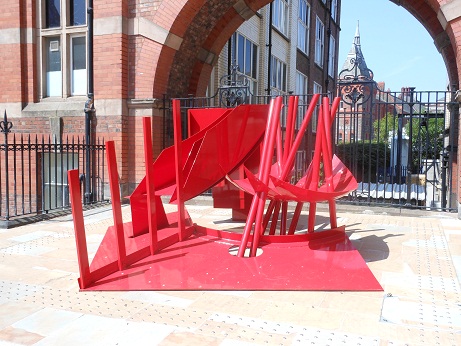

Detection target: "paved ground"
[0, 200, 460, 345]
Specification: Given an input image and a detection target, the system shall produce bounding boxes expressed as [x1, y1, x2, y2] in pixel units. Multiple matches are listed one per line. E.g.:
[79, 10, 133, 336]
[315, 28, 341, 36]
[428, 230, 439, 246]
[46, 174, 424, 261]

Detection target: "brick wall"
[2, 0, 461, 202]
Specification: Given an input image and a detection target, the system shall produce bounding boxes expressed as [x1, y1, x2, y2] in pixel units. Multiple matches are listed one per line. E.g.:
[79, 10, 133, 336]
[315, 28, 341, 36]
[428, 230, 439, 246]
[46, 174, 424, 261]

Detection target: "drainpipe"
[84, 0, 95, 204]
[324, 2, 331, 91]
[228, 37, 232, 75]
[266, 2, 273, 96]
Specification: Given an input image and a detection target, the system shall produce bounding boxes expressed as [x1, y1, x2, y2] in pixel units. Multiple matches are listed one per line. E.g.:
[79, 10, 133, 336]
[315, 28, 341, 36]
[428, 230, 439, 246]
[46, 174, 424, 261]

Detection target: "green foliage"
[407, 117, 444, 161]
[335, 141, 390, 183]
[372, 114, 444, 169]
[372, 113, 399, 144]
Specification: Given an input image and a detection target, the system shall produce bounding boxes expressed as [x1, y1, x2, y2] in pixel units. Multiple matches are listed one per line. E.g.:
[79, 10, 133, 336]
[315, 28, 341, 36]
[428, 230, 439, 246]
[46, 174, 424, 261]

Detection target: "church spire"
[354, 21, 360, 46]
[339, 20, 373, 81]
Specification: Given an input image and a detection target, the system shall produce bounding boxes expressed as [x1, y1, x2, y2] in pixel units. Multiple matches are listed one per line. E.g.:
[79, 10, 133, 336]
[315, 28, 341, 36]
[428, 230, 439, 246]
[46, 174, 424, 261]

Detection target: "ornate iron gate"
[160, 65, 458, 212]
[335, 84, 457, 211]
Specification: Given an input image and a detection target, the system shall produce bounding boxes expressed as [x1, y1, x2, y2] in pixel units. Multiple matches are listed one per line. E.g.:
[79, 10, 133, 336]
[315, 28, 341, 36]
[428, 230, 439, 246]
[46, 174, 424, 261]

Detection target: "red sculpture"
[68, 96, 382, 291]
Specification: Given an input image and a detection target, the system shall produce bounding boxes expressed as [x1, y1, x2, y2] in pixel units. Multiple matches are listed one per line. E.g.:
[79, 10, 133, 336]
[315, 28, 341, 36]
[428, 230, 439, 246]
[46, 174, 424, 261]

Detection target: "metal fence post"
[0, 111, 13, 220]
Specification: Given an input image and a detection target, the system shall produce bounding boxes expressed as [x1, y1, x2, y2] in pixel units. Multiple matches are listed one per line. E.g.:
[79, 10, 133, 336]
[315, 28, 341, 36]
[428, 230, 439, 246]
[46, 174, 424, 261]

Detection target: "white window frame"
[295, 71, 308, 129]
[297, 0, 310, 55]
[273, 0, 289, 36]
[331, 0, 338, 22]
[39, 0, 87, 98]
[70, 35, 87, 96]
[232, 33, 259, 95]
[313, 82, 322, 130]
[315, 16, 325, 67]
[270, 55, 287, 94]
[328, 35, 335, 77]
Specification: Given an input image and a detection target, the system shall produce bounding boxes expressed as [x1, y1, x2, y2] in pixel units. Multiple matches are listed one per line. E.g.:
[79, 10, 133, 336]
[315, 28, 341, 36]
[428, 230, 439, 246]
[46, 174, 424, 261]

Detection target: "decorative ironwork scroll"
[338, 55, 376, 107]
[0, 111, 13, 134]
[218, 64, 250, 107]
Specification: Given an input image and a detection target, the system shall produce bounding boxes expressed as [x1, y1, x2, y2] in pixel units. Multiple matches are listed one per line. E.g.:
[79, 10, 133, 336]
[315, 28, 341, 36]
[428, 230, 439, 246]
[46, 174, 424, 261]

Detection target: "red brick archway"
[130, 0, 460, 100]
[125, 0, 461, 205]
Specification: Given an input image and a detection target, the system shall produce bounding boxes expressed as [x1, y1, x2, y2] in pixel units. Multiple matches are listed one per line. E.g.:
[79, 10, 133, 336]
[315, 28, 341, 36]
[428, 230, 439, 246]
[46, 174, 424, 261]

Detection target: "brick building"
[210, 0, 340, 167]
[0, 0, 341, 199]
[2, 0, 461, 213]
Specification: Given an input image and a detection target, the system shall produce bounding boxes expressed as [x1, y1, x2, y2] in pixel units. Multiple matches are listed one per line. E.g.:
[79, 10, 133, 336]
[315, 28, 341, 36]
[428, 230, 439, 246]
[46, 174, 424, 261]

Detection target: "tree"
[406, 116, 444, 167]
[372, 113, 444, 170]
[372, 113, 399, 144]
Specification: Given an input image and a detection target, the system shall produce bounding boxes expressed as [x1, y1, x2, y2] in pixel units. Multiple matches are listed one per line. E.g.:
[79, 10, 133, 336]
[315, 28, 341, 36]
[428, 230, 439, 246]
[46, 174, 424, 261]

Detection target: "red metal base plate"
[82, 224, 382, 291]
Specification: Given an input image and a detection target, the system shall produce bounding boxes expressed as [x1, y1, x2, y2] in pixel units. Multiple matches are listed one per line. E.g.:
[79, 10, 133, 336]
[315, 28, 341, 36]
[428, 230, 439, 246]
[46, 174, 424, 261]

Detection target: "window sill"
[271, 25, 290, 43]
[22, 98, 86, 117]
[297, 48, 309, 59]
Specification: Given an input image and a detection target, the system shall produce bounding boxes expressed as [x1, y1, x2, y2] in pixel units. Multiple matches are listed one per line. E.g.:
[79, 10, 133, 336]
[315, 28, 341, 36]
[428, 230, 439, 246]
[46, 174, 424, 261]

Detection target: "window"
[270, 55, 287, 94]
[46, 0, 61, 28]
[338, 133, 343, 142]
[297, 0, 310, 55]
[41, 0, 87, 98]
[315, 16, 325, 67]
[295, 71, 308, 128]
[328, 35, 335, 77]
[46, 37, 62, 97]
[273, 0, 289, 36]
[313, 82, 322, 129]
[331, 0, 338, 22]
[43, 152, 79, 210]
[350, 133, 355, 142]
[70, 0, 86, 26]
[231, 33, 258, 96]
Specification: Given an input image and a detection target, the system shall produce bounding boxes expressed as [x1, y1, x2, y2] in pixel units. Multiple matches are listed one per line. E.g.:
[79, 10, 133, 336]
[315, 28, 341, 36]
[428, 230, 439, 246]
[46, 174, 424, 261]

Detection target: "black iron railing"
[161, 86, 457, 212]
[0, 111, 107, 224]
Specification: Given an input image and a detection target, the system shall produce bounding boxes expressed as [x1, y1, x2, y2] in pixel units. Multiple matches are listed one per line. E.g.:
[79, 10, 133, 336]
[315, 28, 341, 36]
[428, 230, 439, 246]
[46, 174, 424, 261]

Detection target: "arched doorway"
[127, 0, 461, 212]
[134, 0, 459, 99]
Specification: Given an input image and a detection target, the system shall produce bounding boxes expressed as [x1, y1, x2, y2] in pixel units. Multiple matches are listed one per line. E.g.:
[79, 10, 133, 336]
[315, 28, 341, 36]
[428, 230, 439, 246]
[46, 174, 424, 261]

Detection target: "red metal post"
[281, 94, 320, 180]
[250, 97, 282, 256]
[269, 201, 281, 235]
[283, 96, 298, 166]
[172, 99, 187, 240]
[238, 98, 280, 257]
[288, 202, 303, 235]
[262, 200, 276, 232]
[106, 140, 127, 270]
[68, 169, 92, 289]
[280, 201, 288, 235]
[308, 202, 317, 233]
[143, 117, 158, 254]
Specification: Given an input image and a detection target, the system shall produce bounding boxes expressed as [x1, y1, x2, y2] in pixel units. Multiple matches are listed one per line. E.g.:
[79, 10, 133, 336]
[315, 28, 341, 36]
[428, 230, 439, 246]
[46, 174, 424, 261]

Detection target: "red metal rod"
[262, 200, 276, 232]
[250, 196, 268, 257]
[276, 123, 283, 174]
[237, 98, 279, 257]
[106, 140, 127, 270]
[322, 97, 333, 165]
[250, 97, 283, 256]
[308, 108, 324, 190]
[328, 199, 338, 229]
[237, 192, 260, 257]
[269, 201, 281, 235]
[282, 96, 298, 166]
[172, 99, 187, 241]
[68, 169, 92, 289]
[281, 94, 320, 181]
[143, 117, 158, 254]
[320, 99, 334, 193]
[280, 201, 288, 235]
[288, 202, 303, 235]
[308, 202, 317, 233]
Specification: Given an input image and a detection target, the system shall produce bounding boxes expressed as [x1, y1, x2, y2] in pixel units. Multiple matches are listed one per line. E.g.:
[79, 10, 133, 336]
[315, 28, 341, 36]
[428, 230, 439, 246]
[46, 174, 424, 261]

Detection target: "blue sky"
[338, 0, 449, 92]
